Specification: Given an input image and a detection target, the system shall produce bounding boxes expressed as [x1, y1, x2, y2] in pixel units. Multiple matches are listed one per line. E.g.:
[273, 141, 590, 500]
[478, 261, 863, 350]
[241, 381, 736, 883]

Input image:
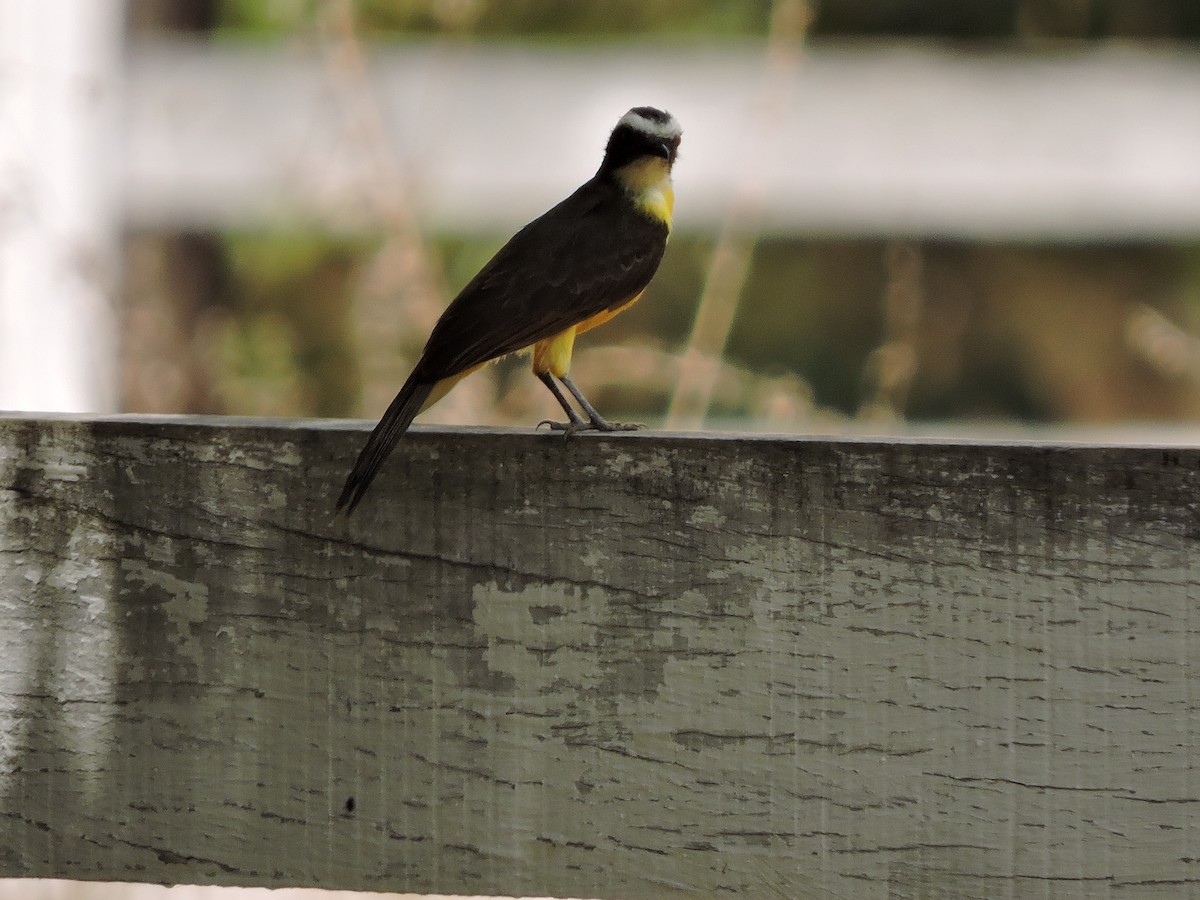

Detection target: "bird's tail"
[336, 374, 436, 516]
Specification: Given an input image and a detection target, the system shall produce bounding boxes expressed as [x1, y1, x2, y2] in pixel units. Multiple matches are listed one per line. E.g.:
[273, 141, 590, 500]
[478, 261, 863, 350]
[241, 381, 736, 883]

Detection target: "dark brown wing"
[414, 176, 668, 380]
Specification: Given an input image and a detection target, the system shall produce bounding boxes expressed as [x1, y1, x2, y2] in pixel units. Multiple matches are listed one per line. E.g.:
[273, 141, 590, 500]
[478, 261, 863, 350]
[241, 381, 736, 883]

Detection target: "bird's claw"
[537, 418, 643, 436]
[539, 418, 579, 432]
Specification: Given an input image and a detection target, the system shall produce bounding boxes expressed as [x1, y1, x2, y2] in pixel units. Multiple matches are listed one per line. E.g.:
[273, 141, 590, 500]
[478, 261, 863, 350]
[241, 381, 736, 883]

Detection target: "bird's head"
[600, 106, 682, 177]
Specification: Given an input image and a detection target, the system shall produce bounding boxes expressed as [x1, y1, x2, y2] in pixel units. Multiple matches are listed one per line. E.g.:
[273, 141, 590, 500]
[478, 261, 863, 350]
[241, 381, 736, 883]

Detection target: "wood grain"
[2, 414, 1198, 898]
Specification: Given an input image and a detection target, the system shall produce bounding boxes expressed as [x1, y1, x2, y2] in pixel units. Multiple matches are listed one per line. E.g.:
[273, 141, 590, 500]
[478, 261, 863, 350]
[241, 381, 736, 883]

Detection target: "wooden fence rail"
[125, 42, 1200, 237]
[1, 414, 1198, 899]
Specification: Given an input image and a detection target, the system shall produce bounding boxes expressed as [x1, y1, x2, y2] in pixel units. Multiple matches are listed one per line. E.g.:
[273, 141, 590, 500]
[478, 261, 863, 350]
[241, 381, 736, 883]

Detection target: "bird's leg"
[558, 374, 640, 433]
[536, 372, 588, 432]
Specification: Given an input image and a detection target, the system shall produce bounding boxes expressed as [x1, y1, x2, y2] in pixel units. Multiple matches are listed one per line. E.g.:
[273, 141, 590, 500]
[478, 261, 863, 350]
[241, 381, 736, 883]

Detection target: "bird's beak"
[651, 141, 672, 161]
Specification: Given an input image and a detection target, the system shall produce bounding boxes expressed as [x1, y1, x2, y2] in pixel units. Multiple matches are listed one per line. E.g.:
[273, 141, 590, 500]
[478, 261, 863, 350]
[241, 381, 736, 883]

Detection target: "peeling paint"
[2, 418, 1199, 896]
[120, 558, 209, 662]
[687, 505, 725, 528]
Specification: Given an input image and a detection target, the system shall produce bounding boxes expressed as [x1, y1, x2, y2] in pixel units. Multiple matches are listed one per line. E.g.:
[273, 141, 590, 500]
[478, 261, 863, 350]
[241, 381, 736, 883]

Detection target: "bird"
[336, 105, 682, 515]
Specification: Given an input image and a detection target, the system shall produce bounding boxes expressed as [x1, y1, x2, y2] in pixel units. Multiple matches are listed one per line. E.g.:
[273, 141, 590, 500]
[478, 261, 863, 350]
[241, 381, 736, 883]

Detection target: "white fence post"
[0, 0, 124, 412]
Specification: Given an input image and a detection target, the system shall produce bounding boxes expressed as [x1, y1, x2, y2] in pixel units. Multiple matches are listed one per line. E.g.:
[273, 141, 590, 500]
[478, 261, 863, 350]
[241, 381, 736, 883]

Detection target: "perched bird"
[336, 105, 682, 515]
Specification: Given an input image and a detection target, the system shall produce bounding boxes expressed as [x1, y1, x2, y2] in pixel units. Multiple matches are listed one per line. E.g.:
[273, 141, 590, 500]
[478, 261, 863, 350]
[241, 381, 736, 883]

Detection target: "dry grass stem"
[858, 240, 926, 422]
[317, 2, 495, 424]
[665, 0, 812, 430]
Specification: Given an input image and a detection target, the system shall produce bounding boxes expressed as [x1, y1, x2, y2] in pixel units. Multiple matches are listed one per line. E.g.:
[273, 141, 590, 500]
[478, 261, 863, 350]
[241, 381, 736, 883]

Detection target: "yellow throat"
[617, 157, 675, 228]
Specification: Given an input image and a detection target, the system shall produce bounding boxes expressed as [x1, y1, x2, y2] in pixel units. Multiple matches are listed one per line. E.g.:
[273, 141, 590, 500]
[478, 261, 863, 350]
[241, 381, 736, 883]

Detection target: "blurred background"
[3, 6, 1200, 900]
[4, 0, 1200, 438]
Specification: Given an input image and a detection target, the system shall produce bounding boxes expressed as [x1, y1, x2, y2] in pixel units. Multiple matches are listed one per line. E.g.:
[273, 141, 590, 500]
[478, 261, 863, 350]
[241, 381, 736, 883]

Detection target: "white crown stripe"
[617, 109, 682, 140]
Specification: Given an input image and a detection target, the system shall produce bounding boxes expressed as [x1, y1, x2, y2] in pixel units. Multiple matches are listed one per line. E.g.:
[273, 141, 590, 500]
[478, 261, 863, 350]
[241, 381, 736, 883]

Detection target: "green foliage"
[213, 0, 1200, 40]
[215, 0, 772, 41]
[219, 232, 370, 416]
[729, 240, 883, 415]
[1180, 243, 1200, 334]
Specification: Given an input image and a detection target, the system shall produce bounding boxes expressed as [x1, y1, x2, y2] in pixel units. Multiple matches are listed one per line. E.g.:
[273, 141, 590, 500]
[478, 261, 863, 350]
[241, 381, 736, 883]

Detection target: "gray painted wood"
[1, 413, 1199, 899]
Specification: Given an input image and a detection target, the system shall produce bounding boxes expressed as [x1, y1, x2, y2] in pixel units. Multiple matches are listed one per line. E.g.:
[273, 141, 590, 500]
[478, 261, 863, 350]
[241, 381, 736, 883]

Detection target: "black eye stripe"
[614, 125, 680, 149]
[600, 109, 682, 175]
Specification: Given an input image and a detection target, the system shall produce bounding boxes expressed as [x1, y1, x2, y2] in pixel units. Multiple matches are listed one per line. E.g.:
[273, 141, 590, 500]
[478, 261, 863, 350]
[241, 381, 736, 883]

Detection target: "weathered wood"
[1, 413, 1199, 899]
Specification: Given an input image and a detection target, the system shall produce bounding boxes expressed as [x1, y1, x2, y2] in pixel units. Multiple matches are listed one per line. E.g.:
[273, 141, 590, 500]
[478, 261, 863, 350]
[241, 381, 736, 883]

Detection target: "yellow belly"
[531, 290, 646, 377]
[531, 327, 577, 378]
[579, 291, 644, 335]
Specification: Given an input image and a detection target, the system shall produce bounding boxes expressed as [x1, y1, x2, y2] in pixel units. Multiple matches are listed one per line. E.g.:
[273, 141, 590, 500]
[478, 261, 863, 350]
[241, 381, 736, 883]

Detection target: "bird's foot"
[537, 417, 642, 436]
[538, 418, 586, 437]
[593, 420, 642, 432]
[538, 410, 584, 431]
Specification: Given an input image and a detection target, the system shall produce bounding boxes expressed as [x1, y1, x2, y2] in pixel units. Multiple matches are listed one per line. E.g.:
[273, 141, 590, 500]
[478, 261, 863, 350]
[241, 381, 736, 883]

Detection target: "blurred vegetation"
[122, 0, 1200, 430]
[219, 234, 365, 416]
[202, 0, 1200, 41]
